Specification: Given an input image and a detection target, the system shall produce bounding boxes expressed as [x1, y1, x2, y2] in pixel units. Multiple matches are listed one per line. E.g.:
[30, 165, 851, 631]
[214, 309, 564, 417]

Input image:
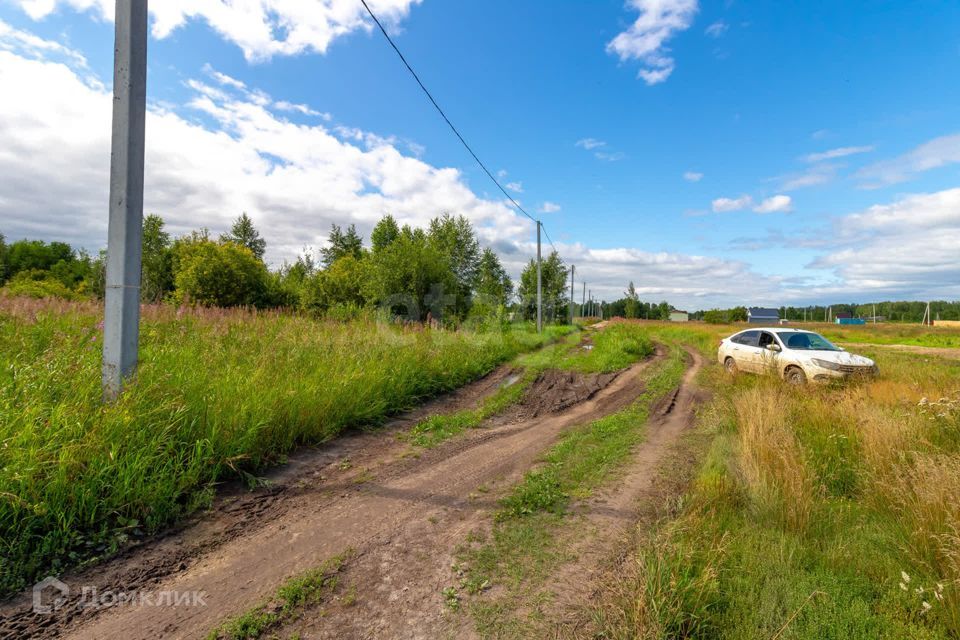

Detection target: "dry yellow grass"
[734, 387, 819, 534]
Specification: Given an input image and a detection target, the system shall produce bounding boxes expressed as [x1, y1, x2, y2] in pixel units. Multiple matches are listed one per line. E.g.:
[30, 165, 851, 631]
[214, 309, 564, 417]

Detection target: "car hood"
[801, 350, 874, 366]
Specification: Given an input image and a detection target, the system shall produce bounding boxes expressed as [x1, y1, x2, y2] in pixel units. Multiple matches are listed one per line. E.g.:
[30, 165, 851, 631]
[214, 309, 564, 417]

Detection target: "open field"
[592, 321, 960, 639]
[5, 304, 960, 639]
[0, 295, 571, 597]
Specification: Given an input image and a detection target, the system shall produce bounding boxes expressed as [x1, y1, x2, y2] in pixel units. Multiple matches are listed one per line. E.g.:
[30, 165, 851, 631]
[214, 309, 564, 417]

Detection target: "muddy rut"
[3, 347, 666, 640]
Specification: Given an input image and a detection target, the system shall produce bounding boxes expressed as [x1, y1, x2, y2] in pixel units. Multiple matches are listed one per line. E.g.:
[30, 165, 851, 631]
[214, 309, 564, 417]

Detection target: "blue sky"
[1, 0, 959, 308]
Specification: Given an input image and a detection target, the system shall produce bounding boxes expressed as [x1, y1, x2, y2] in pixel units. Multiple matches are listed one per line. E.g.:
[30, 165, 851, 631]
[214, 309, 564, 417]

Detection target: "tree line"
[0, 213, 573, 325]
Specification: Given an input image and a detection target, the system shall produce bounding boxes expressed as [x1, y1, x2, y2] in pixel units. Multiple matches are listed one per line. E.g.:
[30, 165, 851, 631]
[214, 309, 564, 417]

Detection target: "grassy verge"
[599, 328, 960, 639]
[452, 341, 687, 636]
[0, 295, 572, 596]
[206, 550, 354, 640]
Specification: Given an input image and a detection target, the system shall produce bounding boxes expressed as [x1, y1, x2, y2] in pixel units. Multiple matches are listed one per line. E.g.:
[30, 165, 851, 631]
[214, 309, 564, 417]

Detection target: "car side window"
[758, 332, 776, 348]
[734, 331, 760, 347]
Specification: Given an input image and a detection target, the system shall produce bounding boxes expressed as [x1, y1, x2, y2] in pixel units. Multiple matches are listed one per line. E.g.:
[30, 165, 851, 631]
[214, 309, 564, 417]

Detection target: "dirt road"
[3, 344, 668, 640]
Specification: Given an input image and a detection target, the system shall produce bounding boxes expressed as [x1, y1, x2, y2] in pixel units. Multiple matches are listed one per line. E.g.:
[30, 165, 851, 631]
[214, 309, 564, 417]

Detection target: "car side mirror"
[766, 344, 782, 352]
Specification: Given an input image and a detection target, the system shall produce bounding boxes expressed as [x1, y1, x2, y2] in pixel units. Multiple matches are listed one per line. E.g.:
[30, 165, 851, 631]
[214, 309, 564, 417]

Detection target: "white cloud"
[505, 181, 523, 193]
[575, 138, 606, 150]
[803, 145, 873, 163]
[711, 194, 752, 212]
[753, 194, 792, 213]
[856, 133, 960, 187]
[0, 38, 530, 270]
[13, 0, 423, 61]
[779, 163, 840, 191]
[606, 0, 699, 85]
[704, 21, 727, 37]
[594, 151, 626, 162]
[683, 171, 703, 182]
[202, 63, 246, 90]
[0, 18, 87, 68]
[810, 188, 960, 297]
[538, 202, 561, 214]
[274, 101, 331, 120]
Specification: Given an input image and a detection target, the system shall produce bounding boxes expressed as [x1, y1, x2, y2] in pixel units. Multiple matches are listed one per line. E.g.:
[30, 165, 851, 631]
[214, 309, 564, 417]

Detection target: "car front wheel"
[785, 367, 807, 385]
[724, 357, 738, 375]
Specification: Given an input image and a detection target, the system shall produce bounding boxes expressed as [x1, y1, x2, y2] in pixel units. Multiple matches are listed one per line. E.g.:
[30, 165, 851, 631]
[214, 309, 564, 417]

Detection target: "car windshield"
[779, 332, 840, 351]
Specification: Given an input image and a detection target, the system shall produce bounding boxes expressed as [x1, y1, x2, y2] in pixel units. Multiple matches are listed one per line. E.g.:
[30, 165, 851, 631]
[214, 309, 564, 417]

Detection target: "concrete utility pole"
[536, 221, 542, 333]
[102, 0, 148, 402]
[581, 282, 586, 311]
[569, 265, 575, 323]
[873, 303, 876, 324]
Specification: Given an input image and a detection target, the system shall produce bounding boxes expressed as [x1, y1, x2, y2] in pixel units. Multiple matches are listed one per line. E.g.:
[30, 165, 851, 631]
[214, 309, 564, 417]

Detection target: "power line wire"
[359, 0, 537, 225]
[541, 224, 557, 253]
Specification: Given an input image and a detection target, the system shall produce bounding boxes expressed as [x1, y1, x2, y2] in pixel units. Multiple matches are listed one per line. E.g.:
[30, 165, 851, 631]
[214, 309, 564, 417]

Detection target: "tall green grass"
[0, 296, 569, 596]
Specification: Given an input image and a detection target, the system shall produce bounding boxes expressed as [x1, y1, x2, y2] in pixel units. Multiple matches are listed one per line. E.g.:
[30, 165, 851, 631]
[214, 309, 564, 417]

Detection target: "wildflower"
[902, 571, 911, 583]
[935, 591, 944, 602]
[916, 586, 924, 595]
[900, 582, 908, 591]
[922, 601, 932, 614]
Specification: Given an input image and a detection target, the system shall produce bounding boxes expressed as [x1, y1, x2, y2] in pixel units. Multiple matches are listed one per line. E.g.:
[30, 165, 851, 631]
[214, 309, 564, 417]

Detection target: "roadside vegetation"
[206, 549, 354, 640]
[0, 296, 568, 597]
[596, 324, 960, 639]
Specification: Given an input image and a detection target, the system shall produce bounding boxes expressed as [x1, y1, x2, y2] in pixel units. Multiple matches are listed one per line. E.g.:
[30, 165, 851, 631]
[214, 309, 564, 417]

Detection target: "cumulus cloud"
[537, 202, 561, 214]
[13, 0, 423, 61]
[711, 194, 752, 212]
[505, 181, 523, 193]
[753, 194, 792, 213]
[803, 145, 873, 163]
[856, 133, 960, 188]
[0, 35, 529, 269]
[810, 188, 960, 297]
[606, 0, 698, 85]
[683, 171, 703, 182]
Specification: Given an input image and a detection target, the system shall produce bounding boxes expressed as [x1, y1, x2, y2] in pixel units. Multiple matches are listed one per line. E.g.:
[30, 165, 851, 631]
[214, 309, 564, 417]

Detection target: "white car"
[717, 328, 877, 385]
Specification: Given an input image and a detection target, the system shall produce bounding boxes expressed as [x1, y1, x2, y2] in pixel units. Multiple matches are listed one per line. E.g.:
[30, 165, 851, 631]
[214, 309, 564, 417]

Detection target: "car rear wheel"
[785, 366, 807, 385]
[724, 357, 738, 375]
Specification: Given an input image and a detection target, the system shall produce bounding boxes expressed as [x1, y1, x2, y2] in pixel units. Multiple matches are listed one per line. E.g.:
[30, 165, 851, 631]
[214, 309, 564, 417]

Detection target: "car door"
[756, 331, 783, 375]
[730, 330, 762, 372]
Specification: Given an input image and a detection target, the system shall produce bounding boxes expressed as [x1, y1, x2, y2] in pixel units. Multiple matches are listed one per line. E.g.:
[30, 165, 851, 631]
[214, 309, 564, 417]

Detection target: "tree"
[624, 281, 640, 319]
[729, 306, 748, 322]
[0, 233, 7, 284]
[363, 232, 454, 321]
[517, 250, 568, 323]
[475, 248, 513, 308]
[302, 254, 367, 312]
[657, 300, 671, 320]
[172, 233, 269, 307]
[141, 214, 174, 302]
[321, 224, 363, 267]
[220, 213, 266, 261]
[427, 214, 480, 317]
[371, 215, 400, 252]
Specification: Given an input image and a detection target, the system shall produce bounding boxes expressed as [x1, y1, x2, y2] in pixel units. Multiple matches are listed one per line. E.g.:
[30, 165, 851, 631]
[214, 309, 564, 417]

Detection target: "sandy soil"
[3, 344, 665, 640]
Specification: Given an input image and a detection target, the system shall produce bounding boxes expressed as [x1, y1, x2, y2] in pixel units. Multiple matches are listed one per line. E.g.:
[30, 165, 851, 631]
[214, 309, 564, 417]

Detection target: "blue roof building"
[747, 307, 779, 324]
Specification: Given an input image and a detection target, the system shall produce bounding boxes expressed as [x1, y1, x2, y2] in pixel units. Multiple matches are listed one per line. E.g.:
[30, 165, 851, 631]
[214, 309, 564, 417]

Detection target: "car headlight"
[811, 358, 841, 371]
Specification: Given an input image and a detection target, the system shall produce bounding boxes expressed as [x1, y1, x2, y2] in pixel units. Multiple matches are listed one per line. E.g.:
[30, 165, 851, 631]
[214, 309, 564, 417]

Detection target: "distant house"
[747, 307, 779, 324]
[835, 312, 853, 320]
[669, 310, 689, 323]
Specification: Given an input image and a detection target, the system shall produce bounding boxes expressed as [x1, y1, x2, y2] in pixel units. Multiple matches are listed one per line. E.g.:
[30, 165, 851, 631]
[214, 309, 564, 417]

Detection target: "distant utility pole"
[873, 303, 876, 324]
[581, 282, 586, 311]
[569, 265, 575, 323]
[536, 221, 542, 333]
[102, 0, 148, 402]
